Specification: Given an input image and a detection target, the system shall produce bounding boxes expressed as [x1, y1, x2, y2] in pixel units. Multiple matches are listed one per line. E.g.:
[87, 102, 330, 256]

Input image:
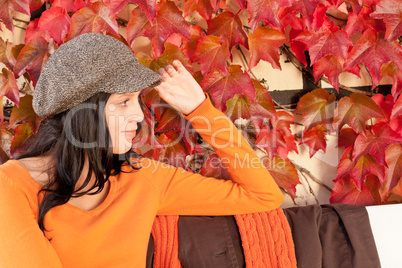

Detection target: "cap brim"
[102, 62, 163, 94]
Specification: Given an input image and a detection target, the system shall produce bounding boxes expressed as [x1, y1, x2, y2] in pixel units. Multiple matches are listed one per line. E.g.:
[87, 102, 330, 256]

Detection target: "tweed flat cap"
[33, 33, 163, 117]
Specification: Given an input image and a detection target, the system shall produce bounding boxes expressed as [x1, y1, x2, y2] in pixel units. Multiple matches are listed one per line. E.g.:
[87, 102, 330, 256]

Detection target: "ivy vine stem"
[280, 45, 375, 96]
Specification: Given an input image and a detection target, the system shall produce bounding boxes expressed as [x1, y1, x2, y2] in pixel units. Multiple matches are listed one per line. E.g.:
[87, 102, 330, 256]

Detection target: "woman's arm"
[146, 62, 284, 215]
[0, 173, 63, 267]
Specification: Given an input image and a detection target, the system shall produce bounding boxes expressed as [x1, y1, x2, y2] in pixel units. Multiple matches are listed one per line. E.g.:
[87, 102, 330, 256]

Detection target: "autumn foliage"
[0, 0, 401, 205]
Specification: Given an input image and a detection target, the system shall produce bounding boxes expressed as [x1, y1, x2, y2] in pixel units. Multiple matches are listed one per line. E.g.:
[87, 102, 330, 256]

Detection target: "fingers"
[157, 60, 186, 79]
[157, 68, 169, 79]
[172, 60, 186, 73]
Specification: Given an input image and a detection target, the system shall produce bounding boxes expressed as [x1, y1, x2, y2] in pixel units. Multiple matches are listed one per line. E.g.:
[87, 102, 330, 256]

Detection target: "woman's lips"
[123, 129, 137, 137]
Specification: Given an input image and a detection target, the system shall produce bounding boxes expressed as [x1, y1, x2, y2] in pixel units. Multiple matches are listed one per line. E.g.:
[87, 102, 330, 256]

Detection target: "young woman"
[0, 33, 283, 267]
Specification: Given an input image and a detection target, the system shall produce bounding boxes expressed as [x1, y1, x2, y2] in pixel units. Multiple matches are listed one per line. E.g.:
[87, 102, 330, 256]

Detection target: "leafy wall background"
[0, 0, 401, 207]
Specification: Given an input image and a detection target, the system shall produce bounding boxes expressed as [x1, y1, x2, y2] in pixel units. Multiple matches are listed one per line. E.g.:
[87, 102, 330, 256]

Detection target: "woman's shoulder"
[0, 158, 50, 189]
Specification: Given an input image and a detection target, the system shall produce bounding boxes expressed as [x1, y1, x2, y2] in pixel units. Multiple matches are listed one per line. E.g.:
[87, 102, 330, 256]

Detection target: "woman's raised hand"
[154, 60, 206, 115]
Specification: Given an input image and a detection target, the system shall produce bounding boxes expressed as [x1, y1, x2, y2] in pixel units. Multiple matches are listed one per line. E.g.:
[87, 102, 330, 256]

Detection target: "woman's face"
[105, 91, 144, 154]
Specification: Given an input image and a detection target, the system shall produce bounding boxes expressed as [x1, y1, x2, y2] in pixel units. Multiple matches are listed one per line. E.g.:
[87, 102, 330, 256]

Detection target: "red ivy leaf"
[0, 96, 4, 122]
[146, 0, 190, 58]
[390, 116, 402, 135]
[126, 6, 150, 46]
[301, 125, 327, 157]
[388, 178, 402, 203]
[200, 65, 255, 111]
[207, 11, 249, 51]
[110, 0, 157, 22]
[334, 93, 385, 134]
[273, 110, 294, 138]
[295, 88, 335, 131]
[155, 108, 184, 132]
[8, 95, 43, 134]
[10, 123, 34, 158]
[350, 154, 385, 190]
[380, 61, 402, 100]
[29, 0, 45, 13]
[266, 155, 300, 200]
[336, 146, 353, 182]
[153, 130, 188, 168]
[183, 126, 203, 155]
[345, 7, 379, 37]
[148, 43, 193, 73]
[132, 118, 162, 149]
[233, 0, 246, 10]
[391, 94, 402, 118]
[353, 122, 402, 166]
[0, 38, 17, 70]
[132, 95, 163, 150]
[278, 6, 304, 32]
[313, 55, 343, 90]
[225, 93, 276, 123]
[127, 1, 190, 58]
[184, 0, 213, 21]
[248, 27, 287, 70]
[66, 2, 119, 41]
[0, 128, 13, 163]
[294, 22, 353, 65]
[330, 174, 382, 205]
[0, 68, 19, 106]
[247, 0, 292, 30]
[285, 0, 324, 30]
[344, 28, 402, 89]
[14, 35, 57, 87]
[181, 26, 205, 62]
[372, 93, 394, 120]
[0, 0, 30, 33]
[52, 0, 86, 13]
[338, 128, 358, 148]
[256, 128, 288, 158]
[37, 6, 71, 45]
[370, 0, 402, 42]
[248, 79, 277, 135]
[194, 36, 230, 76]
[289, 28, 308, 66]
[141, 87, 167, 121]
[199, 154, 232, 181]
[384, 144, 402, 194]
[25, 18, 40, 44]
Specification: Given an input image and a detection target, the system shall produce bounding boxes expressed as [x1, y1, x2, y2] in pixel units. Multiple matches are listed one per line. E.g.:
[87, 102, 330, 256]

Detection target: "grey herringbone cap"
[33, 33, 163, 117]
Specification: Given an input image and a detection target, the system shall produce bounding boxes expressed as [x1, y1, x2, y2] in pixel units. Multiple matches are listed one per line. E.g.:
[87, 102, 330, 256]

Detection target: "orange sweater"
[0, 94, 283, 267]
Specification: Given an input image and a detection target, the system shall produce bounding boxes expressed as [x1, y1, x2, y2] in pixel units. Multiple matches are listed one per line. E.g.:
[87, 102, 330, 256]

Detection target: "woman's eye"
[118, 99, 130, 106]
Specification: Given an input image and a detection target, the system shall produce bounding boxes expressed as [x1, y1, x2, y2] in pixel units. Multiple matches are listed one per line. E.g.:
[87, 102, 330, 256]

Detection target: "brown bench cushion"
[146, 204, 380, 268]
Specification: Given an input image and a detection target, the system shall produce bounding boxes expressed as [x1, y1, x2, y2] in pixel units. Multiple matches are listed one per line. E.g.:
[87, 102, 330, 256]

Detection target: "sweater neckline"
[10, 159, 117, 216]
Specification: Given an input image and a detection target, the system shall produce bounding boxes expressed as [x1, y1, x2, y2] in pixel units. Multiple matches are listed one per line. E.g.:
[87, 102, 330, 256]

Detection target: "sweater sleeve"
[0, 172, 63, 267]
[148, 93, 284, 215]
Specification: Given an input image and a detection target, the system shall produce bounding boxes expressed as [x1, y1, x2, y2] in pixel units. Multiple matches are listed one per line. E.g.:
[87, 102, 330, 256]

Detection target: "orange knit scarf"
[151, 209, 296, 268]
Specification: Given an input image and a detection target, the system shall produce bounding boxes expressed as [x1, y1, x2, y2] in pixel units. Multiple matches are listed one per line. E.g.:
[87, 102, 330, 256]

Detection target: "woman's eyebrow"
[113, 93, 138, 99]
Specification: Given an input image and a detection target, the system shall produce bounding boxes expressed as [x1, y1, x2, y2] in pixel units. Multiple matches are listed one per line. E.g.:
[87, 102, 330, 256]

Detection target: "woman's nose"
[128, 102, 144, 123]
